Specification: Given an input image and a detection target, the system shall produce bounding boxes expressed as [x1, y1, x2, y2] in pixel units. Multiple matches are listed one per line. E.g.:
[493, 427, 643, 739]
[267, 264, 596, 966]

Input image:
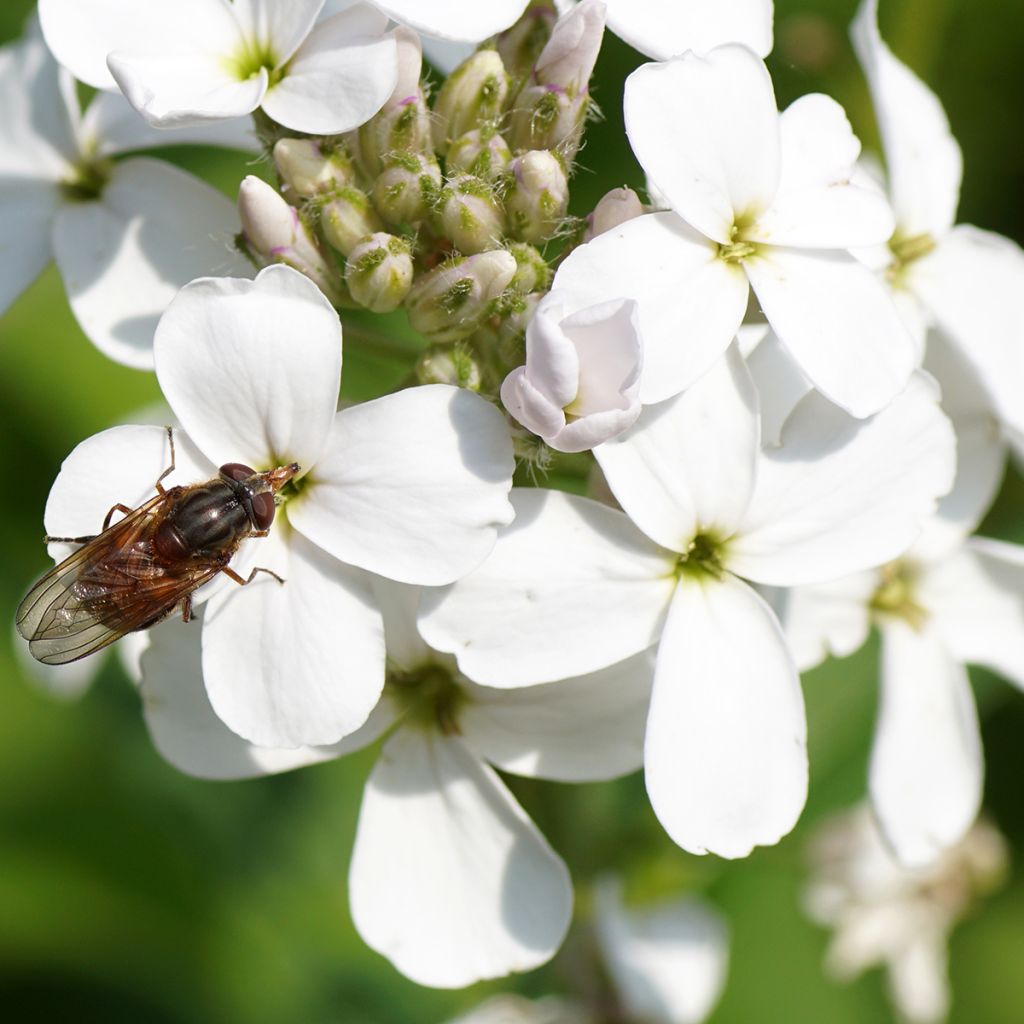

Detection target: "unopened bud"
[273, 138, 354, 200]
[344, 232, 414, 314]
[533, 0, 606, 96]
[438, 175, 506, 254]
[372, 151, 442, 228]
[507, 242, 551, 293]
[505, 150, 569, 244]
[446, 129, 513, 181]
[508, 83, 586, 158]
[415, 343, 484, 390]
[407, 249, 517, 341]
[321, 187, 384, 257]
[238, 175, 347, 306]
[473, 289, 541, 360]
[583, 186, 644, 242]
[432, 49, 510, 156]
[497, 2, 557, 83]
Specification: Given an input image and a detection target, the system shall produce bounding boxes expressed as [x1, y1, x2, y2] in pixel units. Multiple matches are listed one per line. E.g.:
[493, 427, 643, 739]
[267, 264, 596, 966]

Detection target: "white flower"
[805, 804, 1007, 1024]
[137, 578, 654, 988]
[0, 29, 251, 368]
[42, 265, 515, 750]
[780, 335, 1023, 868]
[364, 0, 532, 43]
[851, 0, 1024, 452]
[39, 0, 400, 134]
[552, 44, 914, 417]
[421, 347, 956, 858]
[501, 293, 643, 452]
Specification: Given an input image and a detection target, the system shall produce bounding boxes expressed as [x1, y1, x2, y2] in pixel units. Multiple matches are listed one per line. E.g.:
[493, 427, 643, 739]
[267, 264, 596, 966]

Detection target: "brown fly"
[16, 427, 299, 665]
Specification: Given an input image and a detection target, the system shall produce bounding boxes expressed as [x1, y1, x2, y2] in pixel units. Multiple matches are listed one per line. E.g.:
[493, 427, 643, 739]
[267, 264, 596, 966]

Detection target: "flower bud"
[533, 0, 606, 96]
[501, 291, 642, 453]
[238, 175, 347, 306]
[344, 232, 414, 314]
[507, 242, 551, 293]
[432, 50, 510, 156]
[583, 186, 645, 242]
[446, 129, 513, 181]
[357, 28, 432, 178]
[320, 187, 385, 257]
[371, 151, 443, 228]
[272, 138, 354, 201]
[415, 343, 484, 390]
[497, 2, 557, 83]
[505, 150, 569, 244]
[407, 249, 517, 341]
[507, 83, 586, 157]
[438, 175, 506, 254]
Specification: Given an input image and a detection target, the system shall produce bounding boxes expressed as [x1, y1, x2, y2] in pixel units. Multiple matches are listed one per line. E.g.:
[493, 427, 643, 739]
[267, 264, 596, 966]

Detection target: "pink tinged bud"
[432, 49, 511, 155]
[273, 138, 355, 201]
[439, 175, 506, 254]
[238, 176, 347, 305]
[500, 291, 643, 453]
[505, 150, 569, 244]
[344, 232, 414, 314]
[446, 129, 513, 181]
[407, 249, 517, 341]
[320, 187, 385, 257]
[388, 27, 424, 111]
[533, 0, 606, 96]
[583, 186, 645, 242]
[497, 2, 558, 82]
[372, 151, 443, 227]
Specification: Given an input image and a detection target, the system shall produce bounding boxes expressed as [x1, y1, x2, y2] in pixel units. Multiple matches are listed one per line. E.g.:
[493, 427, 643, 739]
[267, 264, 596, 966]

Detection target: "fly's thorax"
[155, 481, 251, 562]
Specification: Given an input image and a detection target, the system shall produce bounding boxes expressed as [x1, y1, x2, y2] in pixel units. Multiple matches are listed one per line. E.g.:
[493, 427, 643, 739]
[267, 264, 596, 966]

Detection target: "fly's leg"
[155, 425, 176, 495]
[101, 503, 135, 530]
[44, 533, 98, 544]
[223, 566, 286, 587]
[181, 595, 193, 623]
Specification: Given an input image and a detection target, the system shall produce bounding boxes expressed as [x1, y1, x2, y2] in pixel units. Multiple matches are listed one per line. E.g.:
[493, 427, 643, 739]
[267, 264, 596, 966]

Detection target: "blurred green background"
[3, 1, 1024, 1021]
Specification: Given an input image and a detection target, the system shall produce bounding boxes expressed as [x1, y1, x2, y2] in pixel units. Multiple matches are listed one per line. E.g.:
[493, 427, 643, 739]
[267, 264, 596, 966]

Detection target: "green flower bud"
[320, 187, 385, 257]
[415, 343, 484, 390]
[272, 138, 354, 201]
[438, 174, 506, 254]
[446, 129, 513, 181]
[504, 150, 569, 244]
[344, 232, 414, 314]
[407, 249, 517, 341]
[507, 242, 552, 293]
[507, 83, 587, 158]
[432, 49, 510, 156]
[496, 2, 557, 84]
[372, 151, 443, 228]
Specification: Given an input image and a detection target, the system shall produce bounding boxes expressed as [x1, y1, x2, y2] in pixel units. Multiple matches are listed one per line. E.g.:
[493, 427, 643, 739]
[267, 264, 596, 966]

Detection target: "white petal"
[552, 212, 749, 404]
[288, 385, 514, 586]
[154, 264, 341, 471]
[261, 9, 398, 135]
[0, 33, 79, 178]
[141, 606, 394, 779]
[732, 374, 955, 586]
[83, 91, 258, 157]
[0, 186, 58, 318]
[624, 47, 780, 244]
[645, 575, 807, 858]
[373, 578, 432, 673]
[419, 488, 677, 686]
[775, 573, 877, 672]
[606, 0, 772, 59]
[53, 157, 250, 370]
[919, 539, 1024, 688]
[750, 94, 895, 248]
[369, 0, 530, 42]
[594, 878, 730, 1024]
[460, 650, 654, 782]
[888, 936, 951, 1024]
[349, 728, 572, 987]
[230, 0, 325, 65]
[870, 621, 982, 867]
[909, 225, 1024, 438]
[108, 53, 265, 130]
[851, 0, 961, 239]
[594, 344, 759, 552]
[744, 246, 916, 417]
[39, 0, 240, 90]
[745, 329, 812, 446]
[202, 528, 385, 747]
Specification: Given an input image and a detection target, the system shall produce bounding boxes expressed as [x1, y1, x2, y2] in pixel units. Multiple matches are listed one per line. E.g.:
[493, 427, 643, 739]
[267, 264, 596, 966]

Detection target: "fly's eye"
[250, 491, 276, 531]
[220, 463, 256, 482]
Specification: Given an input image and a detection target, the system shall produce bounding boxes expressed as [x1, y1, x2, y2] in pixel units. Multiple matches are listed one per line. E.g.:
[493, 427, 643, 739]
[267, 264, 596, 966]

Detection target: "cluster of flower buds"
[236, 0, 608, 397]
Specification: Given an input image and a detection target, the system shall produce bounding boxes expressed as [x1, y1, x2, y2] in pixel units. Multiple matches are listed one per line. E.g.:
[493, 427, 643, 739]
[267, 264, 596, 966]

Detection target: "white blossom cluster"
[5, 0, 1023, 1016]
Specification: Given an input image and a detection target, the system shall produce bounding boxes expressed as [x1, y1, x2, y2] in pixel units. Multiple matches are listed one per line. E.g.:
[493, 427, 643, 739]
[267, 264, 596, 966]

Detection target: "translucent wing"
[16, 492, 221, 666]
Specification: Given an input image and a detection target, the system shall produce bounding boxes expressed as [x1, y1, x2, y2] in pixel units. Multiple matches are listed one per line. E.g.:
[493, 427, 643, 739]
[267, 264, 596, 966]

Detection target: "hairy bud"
[438, 175, 506, 254]
[344, 232, 414, 314]
[583, 186, 645, 241]
[446, 129, 513, 181]
[432, 50, 511, 156]
[507, 242, 552, 293]
[497, 2, 558, 83]
[272, 138, 354, 201]
[505, 150, 569, 244]
[415, 343, 484, 390]
[320, 187, 385, 257]
[372, 151, 443, 228]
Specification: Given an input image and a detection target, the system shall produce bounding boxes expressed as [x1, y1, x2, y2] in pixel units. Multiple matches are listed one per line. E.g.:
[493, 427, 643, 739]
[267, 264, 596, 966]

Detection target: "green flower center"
[870, 560, 928, 629]
[675, 531, 729, 581]
[60, 155, 114, 202]
[388, 660, 466, 735]
[718, 221, 759, 264]
[226, 40, 283, 86]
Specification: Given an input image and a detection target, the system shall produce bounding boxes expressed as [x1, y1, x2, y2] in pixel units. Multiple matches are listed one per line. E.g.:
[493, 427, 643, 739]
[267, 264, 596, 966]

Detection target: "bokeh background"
[3, 1, 1024, 1021]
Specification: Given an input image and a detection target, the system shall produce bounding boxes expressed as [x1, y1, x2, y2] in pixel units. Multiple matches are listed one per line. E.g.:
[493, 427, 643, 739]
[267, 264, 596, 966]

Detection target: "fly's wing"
[16, 492, 222, 666]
